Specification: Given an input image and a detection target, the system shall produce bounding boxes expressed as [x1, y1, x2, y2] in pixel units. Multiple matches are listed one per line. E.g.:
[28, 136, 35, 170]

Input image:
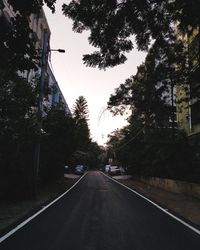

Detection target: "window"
[191, 100, 200, 126]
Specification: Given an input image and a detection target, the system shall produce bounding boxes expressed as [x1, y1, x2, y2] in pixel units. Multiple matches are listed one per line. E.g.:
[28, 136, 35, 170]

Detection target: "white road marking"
[0, 173, 87, 243]
[102, 172, 200, 236]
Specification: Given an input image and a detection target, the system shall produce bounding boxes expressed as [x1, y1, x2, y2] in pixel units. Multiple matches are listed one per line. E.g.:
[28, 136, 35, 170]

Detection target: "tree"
[72, 96, 90, 148]
[72, 95, 89, 122]
[40, 105, 76, 183]
[0, 74, 38, 199]
[106, 40, 194, 180]
[107, 44, 175, 129]
[106, 124, 145, 174]
[87, 141, 104, 169]
[62, 0, 198, 69]
[168, 0, 200, 33]
[106, 118, 193, 180]
[71, 96, 103, 168]
[70, 96, 90, 165]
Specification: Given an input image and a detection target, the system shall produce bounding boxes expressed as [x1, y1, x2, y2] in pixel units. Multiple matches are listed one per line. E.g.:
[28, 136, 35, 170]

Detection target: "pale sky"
[44, 1, 146, 145]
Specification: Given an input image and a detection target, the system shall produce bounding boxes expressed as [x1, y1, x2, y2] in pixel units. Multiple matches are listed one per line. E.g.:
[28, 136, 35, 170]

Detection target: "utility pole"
[33, 29, 49, 197]
[32, 29, 65, 197]
[171, 81, 175, 141]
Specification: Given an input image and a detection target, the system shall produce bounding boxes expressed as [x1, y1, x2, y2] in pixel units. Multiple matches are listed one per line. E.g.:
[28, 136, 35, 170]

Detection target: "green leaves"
[72, 96, 90, 149]
[41, 107, 76, 181]
[167, 0, 200, 33]
[63, 1, 171, 68]
[7, 0, 56, 15]
[0, 74, 38, 197]
[70, 95, 103, 167]
[63, 1, 200, 68]
[0, 74, 37, 139]
[72, 95, 89, 122]
[107, 40, 178, 128]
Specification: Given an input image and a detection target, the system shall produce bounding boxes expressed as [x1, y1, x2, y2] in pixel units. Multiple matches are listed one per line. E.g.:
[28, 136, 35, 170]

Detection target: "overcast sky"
[44, 0, 146, 145]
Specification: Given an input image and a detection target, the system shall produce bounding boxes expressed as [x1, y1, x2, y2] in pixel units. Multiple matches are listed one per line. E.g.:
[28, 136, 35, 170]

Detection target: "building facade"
[1, 0, 71, 116]
[176, 27, 200, 154]
[47, 63, 71, 116]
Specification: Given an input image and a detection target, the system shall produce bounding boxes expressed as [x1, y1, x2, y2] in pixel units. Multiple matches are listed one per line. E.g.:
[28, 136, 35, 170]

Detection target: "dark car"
[74, 165, 84, 175]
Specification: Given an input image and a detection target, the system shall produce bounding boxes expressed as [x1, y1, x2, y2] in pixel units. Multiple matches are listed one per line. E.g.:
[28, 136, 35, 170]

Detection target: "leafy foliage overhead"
[5, 0, 56, 14]
[63, 0, 199, 68]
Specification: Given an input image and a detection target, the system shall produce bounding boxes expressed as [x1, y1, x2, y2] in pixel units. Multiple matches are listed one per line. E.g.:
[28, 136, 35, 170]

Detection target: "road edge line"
[0, 173, 87, 243]
[102, 172, 200, 236]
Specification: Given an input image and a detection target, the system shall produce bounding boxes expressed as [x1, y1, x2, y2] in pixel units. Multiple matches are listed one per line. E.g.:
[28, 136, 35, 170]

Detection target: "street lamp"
[33, 29, 65, 197]
[50, 49, 65, 53]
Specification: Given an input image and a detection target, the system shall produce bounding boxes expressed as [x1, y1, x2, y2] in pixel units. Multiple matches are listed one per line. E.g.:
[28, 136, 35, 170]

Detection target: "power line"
[113, 124, 147, 151]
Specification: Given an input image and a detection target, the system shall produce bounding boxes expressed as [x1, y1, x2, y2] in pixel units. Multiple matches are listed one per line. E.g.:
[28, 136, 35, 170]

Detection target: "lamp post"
[33, 29, 65, 197]
[50, 49, 65, 53]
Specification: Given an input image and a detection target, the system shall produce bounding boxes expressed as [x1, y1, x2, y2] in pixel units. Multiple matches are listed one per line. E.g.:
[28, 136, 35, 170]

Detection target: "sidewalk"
[114, 175, 200, 227]
[0, 176, 78, 235]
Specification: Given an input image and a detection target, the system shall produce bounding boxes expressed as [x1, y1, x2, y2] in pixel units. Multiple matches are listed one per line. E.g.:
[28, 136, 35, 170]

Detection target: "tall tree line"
[61, 0, 200, 181]
[106, 45, 197, 182]
[0, 1, 105, 200]
[0, 92, 103, 199]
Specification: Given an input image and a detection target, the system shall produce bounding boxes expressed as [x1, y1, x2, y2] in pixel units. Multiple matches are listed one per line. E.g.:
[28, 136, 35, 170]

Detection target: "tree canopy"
[72, 95, 89, 122]
[2, 0, 199, 71]
[106, 121, 194, 181]
[107, 41, 179, 128]
[1, 0, 199, 71]
[63, 0, 200, 69]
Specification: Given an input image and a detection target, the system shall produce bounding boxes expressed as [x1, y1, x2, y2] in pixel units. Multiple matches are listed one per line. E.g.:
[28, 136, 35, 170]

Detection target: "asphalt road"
[0, 171, 200, 250]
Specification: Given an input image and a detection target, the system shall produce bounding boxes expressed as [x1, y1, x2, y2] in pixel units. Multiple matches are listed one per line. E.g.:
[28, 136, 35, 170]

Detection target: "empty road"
[0, 171, 200, 250]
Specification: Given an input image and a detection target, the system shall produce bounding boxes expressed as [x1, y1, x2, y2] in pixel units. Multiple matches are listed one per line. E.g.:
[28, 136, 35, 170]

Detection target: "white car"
[105, 165, 110, 173]
[108, 166, 121, 176]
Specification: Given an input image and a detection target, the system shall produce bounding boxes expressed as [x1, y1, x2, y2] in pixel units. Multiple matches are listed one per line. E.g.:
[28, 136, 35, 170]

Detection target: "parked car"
[84, 165, 88, 171]
[108, 166, 121, 176]
[74, 165, 84, 175]
[64, 165, 70, 174]
[105, 165, 111, 173]
[119, 166, 126, 174]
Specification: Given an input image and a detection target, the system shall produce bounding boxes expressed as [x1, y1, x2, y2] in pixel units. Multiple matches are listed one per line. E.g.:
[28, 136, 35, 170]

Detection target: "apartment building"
[47, 63, 71, 116]
[1, 0, 50, 49]
[176, 27, 200, 150]
[1, 0, 71, 116]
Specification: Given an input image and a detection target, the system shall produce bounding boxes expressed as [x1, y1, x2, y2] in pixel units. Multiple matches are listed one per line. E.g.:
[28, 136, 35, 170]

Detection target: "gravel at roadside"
[0, 176, 79, 236]
[114, 176, 200, 227]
